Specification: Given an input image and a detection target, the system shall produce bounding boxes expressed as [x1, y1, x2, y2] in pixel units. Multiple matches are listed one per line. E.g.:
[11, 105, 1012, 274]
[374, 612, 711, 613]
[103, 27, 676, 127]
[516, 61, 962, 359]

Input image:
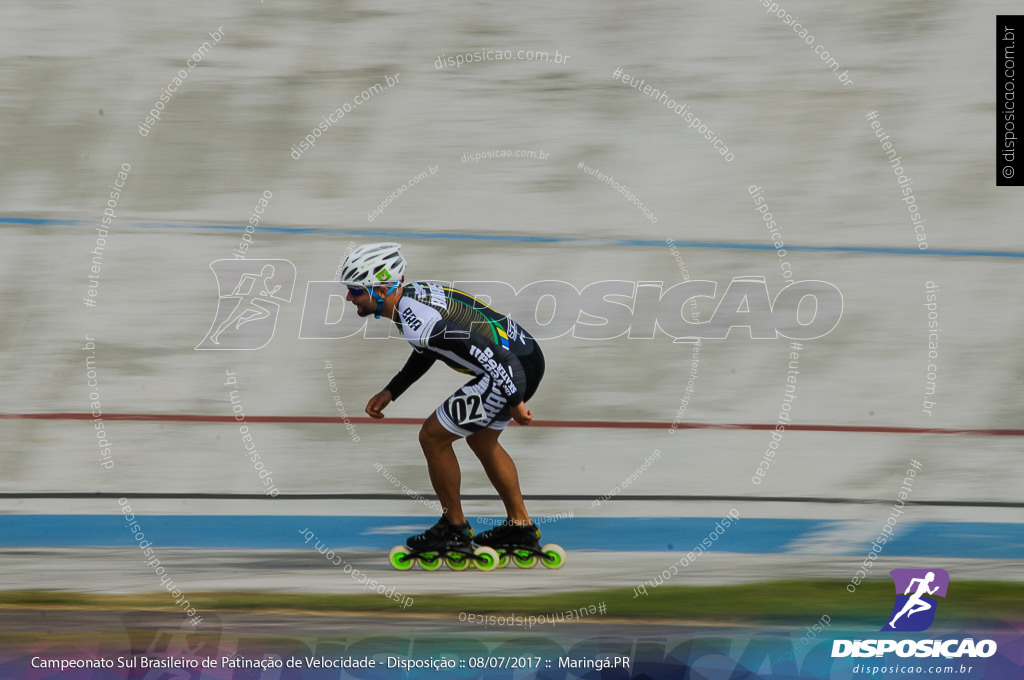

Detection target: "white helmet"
[339, 242, 406, 287]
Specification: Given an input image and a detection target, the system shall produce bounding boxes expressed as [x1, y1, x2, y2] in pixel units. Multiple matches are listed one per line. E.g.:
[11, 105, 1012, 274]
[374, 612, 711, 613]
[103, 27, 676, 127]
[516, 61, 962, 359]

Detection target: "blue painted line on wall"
[3, 217, 1023, 259]
[3, 516, 1022, 558]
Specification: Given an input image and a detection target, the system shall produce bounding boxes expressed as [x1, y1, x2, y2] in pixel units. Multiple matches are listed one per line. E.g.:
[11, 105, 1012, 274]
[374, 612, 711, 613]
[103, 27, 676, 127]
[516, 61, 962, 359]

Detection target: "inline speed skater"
[338, 242, 564, 570]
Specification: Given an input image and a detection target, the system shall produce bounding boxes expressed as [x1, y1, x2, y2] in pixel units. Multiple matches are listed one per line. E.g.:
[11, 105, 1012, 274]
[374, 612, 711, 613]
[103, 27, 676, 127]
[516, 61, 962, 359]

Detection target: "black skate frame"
[395, 545, 492, 567]
[479, 542, 550, 561]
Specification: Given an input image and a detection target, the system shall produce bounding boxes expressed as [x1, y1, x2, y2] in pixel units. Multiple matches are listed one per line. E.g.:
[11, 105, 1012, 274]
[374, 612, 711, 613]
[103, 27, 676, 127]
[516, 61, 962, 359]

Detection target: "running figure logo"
[196, 259, 296, 350]
[881, 568, 950, 632]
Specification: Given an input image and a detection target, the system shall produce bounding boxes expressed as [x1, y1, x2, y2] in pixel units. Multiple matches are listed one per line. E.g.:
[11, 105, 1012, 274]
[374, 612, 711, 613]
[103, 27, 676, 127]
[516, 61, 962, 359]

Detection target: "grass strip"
[1, 580, 1022, 626]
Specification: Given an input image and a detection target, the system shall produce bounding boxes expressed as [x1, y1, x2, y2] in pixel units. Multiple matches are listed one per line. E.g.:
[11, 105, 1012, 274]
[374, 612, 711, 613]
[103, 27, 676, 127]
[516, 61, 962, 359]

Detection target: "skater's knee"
[419, 415, 461, 456]
[419, 422, 451, 454]
[418, 424, 437, 451]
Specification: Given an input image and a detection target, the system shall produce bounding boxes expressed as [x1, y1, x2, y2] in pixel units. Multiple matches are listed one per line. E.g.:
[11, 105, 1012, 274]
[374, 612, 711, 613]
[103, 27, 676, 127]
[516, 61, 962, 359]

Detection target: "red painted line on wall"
[1, 413, 1021, 436]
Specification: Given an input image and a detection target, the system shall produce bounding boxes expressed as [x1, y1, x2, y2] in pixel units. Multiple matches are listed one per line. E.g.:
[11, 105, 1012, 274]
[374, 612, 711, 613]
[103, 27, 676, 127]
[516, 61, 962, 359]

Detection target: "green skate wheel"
[512, 550, 538, 569]
[497, 553, 511, 569]
[418, 553, 443, 571]
[446, 552, 470, 571]
[540, 543, 566, 569]
[388, 545, 415, 571]
[474, 546, 499, 572]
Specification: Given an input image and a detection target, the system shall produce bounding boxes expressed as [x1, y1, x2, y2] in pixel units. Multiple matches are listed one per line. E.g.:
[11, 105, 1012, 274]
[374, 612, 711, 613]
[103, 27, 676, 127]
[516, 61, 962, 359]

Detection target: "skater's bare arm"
[366, 389, 392, 419]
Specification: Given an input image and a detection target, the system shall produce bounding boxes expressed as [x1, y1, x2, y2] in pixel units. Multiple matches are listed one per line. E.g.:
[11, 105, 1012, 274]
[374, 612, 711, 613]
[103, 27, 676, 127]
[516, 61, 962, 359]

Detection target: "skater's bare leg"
[418, 413, 467, 525]
[466, 427, 531, 525]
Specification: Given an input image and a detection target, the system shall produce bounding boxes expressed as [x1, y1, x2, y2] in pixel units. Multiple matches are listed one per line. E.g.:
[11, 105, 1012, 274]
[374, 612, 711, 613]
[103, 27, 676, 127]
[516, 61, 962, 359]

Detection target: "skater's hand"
[511, 401, 533, 426]
[366, 389, 392, 419]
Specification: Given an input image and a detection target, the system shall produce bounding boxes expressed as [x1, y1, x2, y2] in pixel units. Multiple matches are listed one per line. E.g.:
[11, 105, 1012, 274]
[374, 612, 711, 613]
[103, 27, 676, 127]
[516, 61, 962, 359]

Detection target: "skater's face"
[346, 285, 380, 317]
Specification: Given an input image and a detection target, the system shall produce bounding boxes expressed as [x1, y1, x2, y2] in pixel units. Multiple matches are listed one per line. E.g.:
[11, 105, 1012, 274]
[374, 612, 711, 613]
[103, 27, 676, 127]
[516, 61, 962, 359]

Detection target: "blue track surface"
[3, 516, 1023, 558]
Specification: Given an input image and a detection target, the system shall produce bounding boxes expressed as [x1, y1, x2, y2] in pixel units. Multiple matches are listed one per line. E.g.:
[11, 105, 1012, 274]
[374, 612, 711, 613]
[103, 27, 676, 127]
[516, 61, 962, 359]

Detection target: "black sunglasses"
[347, 286, 368, 297]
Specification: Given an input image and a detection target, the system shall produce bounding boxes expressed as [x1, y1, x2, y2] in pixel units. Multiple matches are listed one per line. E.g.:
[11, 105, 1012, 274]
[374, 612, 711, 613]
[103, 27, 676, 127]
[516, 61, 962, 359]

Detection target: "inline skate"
[388, 517, 498, 571]
[474, 519, 566, 569]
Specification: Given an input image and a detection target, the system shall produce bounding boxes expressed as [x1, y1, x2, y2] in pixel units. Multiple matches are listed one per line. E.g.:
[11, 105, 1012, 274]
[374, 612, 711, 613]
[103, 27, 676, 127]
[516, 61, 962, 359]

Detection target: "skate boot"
[407, 516, 474, 551]
[387, 517, 498, 571]
[474, 519, 566, 569]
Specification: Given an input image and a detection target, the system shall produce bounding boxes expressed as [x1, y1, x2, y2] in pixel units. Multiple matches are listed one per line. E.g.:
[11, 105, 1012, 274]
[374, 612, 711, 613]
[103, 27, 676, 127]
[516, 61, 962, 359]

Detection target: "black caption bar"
[998, 16, 1023, 185]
